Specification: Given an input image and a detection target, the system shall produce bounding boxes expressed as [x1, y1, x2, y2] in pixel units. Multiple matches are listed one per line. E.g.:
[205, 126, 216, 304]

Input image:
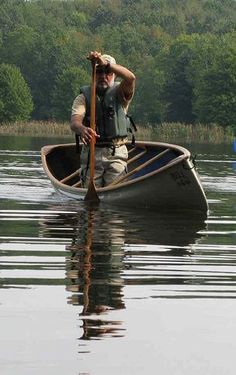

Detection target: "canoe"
[41, 140, 208, 212]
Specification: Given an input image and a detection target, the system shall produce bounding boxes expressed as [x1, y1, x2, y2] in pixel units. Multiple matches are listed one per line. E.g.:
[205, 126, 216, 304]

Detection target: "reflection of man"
[65, 209, 125, 340]
[70, 51, 136, 187]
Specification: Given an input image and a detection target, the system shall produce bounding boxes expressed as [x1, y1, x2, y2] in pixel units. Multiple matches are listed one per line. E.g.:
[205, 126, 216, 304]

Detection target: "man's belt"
[95, 137, 128, 148]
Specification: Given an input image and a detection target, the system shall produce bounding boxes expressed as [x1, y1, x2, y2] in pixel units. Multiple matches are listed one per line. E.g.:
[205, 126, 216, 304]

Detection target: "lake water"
[0, 136, 235, 375]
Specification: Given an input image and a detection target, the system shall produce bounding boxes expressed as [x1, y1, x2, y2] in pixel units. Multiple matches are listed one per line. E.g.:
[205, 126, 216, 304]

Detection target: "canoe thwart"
[110, 148, 171, 186]
[72, 181, 82, 188]
[60, 168, 81, 184]
[127, 149, 147, 165]
[128, 147, 137, 155]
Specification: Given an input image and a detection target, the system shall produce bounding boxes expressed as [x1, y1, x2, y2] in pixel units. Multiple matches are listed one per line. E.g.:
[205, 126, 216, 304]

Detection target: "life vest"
[80, 83, 133, 142]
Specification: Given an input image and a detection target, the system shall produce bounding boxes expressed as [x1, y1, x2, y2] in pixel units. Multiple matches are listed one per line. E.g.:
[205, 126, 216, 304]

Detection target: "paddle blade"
[84, 179, 100, 203]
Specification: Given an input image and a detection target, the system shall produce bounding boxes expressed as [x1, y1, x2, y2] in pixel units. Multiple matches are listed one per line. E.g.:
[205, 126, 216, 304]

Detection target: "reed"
[0, 121, 234, 143]
[0, 121, 72, 137]
[136, 122, 234, 143]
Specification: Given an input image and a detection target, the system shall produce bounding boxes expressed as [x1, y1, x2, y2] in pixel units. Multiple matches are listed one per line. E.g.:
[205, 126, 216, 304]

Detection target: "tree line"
[0, 0, 235, 131]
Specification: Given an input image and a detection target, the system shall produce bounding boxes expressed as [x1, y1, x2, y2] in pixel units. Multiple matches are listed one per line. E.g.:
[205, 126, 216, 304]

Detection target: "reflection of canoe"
[39, 205, 207, 247]
[41, 141, 208, 212]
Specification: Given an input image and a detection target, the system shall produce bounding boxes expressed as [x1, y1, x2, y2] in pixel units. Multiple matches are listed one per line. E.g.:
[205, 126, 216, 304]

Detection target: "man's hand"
[79, 124, 100, 145]
[87, 51, 108, 67]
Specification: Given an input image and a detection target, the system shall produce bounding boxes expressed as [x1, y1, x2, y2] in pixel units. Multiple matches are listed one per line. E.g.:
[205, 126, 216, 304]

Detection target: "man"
[70, 51, 136, 187]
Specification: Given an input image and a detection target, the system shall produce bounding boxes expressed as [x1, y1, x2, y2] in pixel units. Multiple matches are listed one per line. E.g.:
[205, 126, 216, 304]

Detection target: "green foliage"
[52, 66, 90, 121]
[0, 25, 38, 86]
[0, 63, 33, 122]
[161, 36, 196, 123]
[193, 54, 236, 126]
[191, 32, 236, 127]
[133, 56, 167, 124]
[0, 0, 235, 128]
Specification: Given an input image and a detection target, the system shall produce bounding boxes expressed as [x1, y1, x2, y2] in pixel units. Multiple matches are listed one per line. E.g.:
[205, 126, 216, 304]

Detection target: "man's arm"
[70, 94, 99, 145]
[110, 63, 136, 101]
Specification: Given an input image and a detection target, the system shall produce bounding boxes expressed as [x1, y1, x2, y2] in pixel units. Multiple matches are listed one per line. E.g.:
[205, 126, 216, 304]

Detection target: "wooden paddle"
[84, 61, 100, 203]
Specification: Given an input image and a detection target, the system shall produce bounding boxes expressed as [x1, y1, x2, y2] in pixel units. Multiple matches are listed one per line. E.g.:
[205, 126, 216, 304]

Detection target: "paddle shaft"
[84, 61, 99, 203]
[89, 61, 96, 180]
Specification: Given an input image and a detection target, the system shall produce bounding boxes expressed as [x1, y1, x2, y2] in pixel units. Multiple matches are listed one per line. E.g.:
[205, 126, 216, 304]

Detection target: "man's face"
[96, 68, 115, 90]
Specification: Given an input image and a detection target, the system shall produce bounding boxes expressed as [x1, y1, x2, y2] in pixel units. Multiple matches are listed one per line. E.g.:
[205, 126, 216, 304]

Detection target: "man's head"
[101, 54, 116, 65]
[96, 54, 116, 91]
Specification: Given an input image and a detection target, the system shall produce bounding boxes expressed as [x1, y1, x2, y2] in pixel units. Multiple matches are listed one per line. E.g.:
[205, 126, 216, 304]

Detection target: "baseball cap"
[101, 54, 116, 65]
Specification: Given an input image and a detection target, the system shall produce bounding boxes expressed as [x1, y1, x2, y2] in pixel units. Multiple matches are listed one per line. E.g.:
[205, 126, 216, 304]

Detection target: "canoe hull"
[51, 160, 207, 211]
[41, 141, 208, 212]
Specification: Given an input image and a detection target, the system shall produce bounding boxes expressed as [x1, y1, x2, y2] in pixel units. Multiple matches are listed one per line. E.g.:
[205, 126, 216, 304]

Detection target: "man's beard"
[96, 77, 115, 94]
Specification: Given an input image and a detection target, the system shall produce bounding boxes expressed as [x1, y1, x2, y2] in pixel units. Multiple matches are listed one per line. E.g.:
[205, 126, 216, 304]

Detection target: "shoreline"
[0, 121, 234, 144]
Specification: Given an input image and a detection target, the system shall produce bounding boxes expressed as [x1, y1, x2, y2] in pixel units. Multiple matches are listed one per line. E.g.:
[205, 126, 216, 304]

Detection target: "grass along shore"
[0, 121, 234, 143]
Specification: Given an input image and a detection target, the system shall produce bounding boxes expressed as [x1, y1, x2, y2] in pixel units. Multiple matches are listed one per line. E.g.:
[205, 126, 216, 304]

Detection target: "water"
[0, 136, 235, 375]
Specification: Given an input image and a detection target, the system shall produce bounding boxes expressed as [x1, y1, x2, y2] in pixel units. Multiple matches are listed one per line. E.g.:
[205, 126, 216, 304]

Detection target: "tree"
[0, 63, 33, 122]
[161, 36, 196, 123]
[193, 55, 236, 127]
[190, 31, 236, 127]
[52, 66, 90, 121]
[133, 56, 166, 124]
[0, 25, 38, 85]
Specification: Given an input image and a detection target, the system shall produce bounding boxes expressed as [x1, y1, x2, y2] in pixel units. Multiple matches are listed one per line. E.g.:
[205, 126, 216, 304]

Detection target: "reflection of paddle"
[84, 61, 100, 203]
[81, 209, 93, 317]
